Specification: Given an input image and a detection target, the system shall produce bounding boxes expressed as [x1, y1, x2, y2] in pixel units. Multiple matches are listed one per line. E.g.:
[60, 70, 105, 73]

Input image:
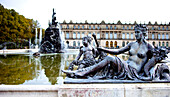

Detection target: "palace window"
[127, 33, 129, 39]
[97, 26, 100, 29]
[131, 26, 133, 30]
[152, 27, 154, 30]
[67, 25, 69, 29]
[78, 25, 80, 29]
[106, 26, 108, 30]
[106, 32, 108, 39]
[127, 26, 129, 30]
[162, 33, 165, 39]
[131, 33, 133, 39]
[82, 32, 85, 38]
[166, 27, 168, 30]
[114, 26, 117, 30]
[166, 33, 169, 39]
[97, 32, 100, 39]
[158, 33, 160, 39]
[159, 42, 161, 46]
[122, 33, 125, 39]
[82, 25, 84, 29]
[110, 26, 112, 30]
[123, 26, 125, 30]
[110, 32, 113, 39]
[158, 27, 160, 30]
[73, 32, 76, 39]
[166, 42, 169, 47]
[114, 33, 117, 39]
[77, 32, 80, 39]
[66, 32, 69, 39]
[73, 41, 76, 46]
[152, 33, 154, 39]
[93, 25, 95, 29]
[78, 41, 80, 47]
[162, 42, 165, 47]
[89, 26, 91, 29]
[162, 26, 164, 30]
[122, 41, 125, 47]
[74, 25, 76, 29]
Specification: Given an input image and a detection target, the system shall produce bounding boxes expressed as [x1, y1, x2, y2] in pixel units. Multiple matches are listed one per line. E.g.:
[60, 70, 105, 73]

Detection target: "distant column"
[39, 28, 42, 46]
[35, 28, 38, 45]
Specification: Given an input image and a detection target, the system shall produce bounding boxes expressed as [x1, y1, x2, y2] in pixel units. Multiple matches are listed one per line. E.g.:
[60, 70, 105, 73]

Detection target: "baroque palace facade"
[60, 20, 170, 49]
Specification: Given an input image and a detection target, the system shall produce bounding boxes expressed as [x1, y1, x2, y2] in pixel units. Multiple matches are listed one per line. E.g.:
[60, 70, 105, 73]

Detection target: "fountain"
[39, 8, 65, 53]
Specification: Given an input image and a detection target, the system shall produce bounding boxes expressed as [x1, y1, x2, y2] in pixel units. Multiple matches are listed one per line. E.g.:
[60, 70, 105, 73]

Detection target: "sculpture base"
[64, 78, 170, 84]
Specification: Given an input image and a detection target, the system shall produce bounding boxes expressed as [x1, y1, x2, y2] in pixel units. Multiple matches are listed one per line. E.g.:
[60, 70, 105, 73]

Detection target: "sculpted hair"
[134, 24, 148, 38]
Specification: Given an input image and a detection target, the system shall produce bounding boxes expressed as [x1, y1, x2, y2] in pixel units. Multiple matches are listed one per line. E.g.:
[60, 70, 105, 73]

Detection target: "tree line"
[0, 4, 45, 49]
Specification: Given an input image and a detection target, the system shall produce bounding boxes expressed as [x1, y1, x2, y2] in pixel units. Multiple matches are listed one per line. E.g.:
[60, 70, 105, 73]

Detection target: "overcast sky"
[1, 0, 170, 28]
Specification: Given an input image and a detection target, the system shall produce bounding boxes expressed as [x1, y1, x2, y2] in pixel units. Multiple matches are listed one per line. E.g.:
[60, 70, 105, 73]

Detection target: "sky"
[1, 0, 170, 28]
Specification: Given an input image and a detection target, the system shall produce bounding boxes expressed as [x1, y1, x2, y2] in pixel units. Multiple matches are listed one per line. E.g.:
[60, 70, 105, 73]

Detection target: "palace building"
[60, 20, 170, 49]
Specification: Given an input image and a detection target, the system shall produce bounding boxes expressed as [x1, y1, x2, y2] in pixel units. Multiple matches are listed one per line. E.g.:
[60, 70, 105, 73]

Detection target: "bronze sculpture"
[62, 24, 170, 82]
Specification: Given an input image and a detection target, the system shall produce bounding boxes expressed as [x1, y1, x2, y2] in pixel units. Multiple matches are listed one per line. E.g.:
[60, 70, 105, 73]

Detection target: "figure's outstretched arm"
[97, 43, 131, 55]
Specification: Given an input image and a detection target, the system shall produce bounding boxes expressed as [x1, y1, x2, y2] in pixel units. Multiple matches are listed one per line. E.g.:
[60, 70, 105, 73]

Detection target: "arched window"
[66, 32, 69, 39]
[77, 41, 80, 47]
[166, 42, 169, 47]
[106, 32, 108, 39]
[106, 41, 109, 48]
[66, 41, 69, 48]
[77, 32, 80, 39]
[127, 33, 129, 39]
[82, 32, 85, 38]
[122, 33, 125, 39]
[162, 42, 165, 47]
[122, 41, 125, 47]
[159, 42, 161, 46]
[110, 32, 113, 39]
[73, 41, 76, 47]
[110, 41, 113, 47]
[97, 32, 100, 39]
[73, 32, 76, 39]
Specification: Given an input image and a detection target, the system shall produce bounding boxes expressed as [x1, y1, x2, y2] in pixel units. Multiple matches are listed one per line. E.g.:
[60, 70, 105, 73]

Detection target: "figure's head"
[134, 24, 148, 40]
[82, 36, 92, 46]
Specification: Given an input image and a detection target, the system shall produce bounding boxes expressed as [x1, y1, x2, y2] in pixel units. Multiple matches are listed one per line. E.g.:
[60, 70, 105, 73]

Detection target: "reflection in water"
[0, 51, 130, 85]
[0, 55, 36, 85]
